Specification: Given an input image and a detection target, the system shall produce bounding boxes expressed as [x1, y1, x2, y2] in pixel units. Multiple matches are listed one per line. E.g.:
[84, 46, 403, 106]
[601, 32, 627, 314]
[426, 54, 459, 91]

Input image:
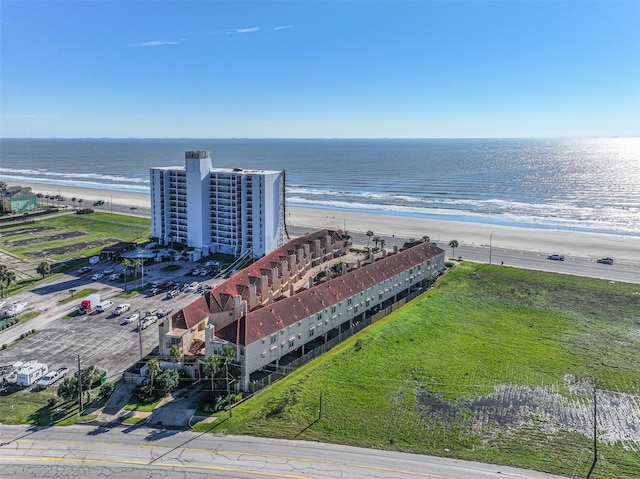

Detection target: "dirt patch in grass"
[5, 231, 86, 247]
[0, 225, 55, 237]
[27, 238, 120, 258]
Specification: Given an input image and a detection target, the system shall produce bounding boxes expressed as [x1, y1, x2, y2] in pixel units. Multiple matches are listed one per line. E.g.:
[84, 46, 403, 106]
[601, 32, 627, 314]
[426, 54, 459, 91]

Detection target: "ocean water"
[0, 137, 639, 236]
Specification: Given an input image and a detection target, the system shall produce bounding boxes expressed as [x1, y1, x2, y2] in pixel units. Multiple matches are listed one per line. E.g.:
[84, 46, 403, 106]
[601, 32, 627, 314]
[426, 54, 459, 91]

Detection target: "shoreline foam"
[4, 180, 640, 262]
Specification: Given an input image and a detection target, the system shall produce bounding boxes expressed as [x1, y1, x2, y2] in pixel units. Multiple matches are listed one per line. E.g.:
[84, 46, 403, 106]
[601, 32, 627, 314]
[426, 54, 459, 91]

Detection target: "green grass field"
[197, 263, 640, 479]
[1, 212, 150, 262]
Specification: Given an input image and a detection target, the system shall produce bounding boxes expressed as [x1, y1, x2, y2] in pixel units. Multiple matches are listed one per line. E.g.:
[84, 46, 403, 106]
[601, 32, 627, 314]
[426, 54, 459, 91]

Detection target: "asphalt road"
[0, 424, 566, 479]
[291, 226, 640, 285]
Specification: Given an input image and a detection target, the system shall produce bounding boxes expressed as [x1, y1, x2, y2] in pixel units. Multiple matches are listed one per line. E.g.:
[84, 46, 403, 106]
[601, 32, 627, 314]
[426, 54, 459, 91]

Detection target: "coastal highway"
[288, 226, 640, 285]
[117, 204, 639, 284]
[0, 424, 565, 479]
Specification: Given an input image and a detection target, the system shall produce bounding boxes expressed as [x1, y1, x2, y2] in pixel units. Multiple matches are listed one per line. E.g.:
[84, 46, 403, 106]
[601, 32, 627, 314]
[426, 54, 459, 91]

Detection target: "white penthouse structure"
[150, 151, 286, 258]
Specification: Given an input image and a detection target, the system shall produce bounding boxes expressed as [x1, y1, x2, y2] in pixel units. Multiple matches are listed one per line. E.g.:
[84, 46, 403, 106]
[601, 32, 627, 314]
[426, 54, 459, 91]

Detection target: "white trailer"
[16, 362, 48, 387]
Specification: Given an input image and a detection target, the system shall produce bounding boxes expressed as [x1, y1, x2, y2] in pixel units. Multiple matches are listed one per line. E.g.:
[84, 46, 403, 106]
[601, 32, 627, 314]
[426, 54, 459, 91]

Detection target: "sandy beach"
[5, 180, 640, 262]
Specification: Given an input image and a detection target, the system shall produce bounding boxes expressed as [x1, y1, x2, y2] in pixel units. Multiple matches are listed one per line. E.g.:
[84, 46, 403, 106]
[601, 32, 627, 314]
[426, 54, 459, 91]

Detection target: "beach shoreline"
[4, 180, 640, 262]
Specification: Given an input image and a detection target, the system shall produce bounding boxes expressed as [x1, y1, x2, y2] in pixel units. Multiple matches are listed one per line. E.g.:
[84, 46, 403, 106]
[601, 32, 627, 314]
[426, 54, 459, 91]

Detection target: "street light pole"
[489, 233, 493, 265]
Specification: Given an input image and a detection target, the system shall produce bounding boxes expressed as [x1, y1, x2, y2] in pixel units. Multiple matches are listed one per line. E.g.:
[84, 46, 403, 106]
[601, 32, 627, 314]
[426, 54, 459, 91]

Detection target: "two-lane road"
[0, 424, 566, 479]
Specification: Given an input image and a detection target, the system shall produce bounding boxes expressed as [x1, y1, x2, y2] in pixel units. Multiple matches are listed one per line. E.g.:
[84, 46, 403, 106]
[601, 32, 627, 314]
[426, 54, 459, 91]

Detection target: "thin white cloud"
[274, 25, 293, 31]
[226, 27, 259, 34]
[130, 40, 181, 47]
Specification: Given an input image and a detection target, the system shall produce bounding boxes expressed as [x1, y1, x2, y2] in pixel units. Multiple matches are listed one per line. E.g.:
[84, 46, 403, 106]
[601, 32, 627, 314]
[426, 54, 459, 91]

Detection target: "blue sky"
[1, 1, 639, 138]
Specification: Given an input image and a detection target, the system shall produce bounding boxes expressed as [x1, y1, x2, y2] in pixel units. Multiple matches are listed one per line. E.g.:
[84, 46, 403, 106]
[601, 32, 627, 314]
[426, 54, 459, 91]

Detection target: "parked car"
[596, 257, 614, 265]
[108, 273, 119, 281]
[192, 269, 201, 276]
[113, 303, 131, 315]
[122, 312, 139, 324]
[547, 253, 565, 261]
[165, 289, 179, 299]
[93, 200, 105, 206]
[78, 266, 92, 274]
[140, 316, 156, 330]
[91, 273, 104, 280]
[156, 308, 172, 319]
[103, 267, 114, 275]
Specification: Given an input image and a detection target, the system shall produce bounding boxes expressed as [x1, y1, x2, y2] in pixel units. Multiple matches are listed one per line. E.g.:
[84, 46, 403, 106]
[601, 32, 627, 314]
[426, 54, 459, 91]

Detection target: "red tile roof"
[208, 228, 341, 309]
[217, 241, 443, 345]
[170, 295, 210, 330]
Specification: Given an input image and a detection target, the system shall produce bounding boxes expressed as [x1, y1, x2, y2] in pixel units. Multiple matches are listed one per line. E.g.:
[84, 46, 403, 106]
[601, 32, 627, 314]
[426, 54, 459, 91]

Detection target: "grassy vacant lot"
[1, 212, 150, 262]
[198, 263, 640, 479]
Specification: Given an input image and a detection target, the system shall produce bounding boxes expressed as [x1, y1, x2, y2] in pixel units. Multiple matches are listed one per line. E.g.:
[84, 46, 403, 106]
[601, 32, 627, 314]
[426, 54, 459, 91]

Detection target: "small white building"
[150, 150, 286, 259]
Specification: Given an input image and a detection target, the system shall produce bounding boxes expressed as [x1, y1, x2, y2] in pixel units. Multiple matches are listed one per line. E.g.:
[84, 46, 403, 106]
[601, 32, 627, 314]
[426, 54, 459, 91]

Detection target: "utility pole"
[225, 360, 232, 417]
[138, 313, 143, 362]
[586, 387, 598, 478]
[77, 354, 83, 415]
[318, 391, 323, 421]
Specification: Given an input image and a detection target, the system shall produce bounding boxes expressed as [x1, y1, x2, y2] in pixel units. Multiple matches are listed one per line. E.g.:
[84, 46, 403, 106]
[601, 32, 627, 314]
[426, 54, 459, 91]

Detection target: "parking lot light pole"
[138, 314, 143, 362]
[140, 252, 146, 289]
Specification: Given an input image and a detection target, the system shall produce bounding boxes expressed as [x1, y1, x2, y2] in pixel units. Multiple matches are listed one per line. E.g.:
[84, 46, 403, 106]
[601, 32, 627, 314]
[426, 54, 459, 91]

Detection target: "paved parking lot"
[0, 258, 223, 385]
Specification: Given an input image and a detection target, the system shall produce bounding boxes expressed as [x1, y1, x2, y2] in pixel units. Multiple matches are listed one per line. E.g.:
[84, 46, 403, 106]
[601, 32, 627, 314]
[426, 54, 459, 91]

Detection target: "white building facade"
[150, 151, 286, 258]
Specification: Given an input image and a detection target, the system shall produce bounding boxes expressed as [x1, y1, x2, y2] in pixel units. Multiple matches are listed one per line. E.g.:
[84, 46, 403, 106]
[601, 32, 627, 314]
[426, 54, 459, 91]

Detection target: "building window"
[347, 298, 352, 306]
[270, 334, 277, 344]
[288, 337, 295, 348]
[309, 327, 315, 337]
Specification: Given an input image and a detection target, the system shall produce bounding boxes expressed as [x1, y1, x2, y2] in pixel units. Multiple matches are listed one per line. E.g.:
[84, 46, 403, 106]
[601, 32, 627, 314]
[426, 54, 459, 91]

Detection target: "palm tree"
[366, 230, 374, 248]
[68, 288, 76, 300]
[168, 231, 176, 252]
[80, 365, 102, 404]
[449, 239, 459, 259]
[36, 261, 51, 279]
[131, 258, 142, 289]
[170, 345, 182, 369]
[0, 265, 7, 298]
[422, 235, 430, 243]
[373, 236, 381, 249]
[121, 258, 131, 291]
[78, 198, 83, 209]
[202, 354, 220, 392]
[146, 358, 162, 390]
[222, 345, 237, 414]
[2, 270, 16, 297]
[71, 197, 77, 208]
[36, 193, 43, 206]
[379, 239, 385, 250]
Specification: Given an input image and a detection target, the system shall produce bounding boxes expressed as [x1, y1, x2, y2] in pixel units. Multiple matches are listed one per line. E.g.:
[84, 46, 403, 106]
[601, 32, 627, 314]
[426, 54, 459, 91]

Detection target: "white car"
[103, 267, 114, 275]
[122, 312, 139, 324]
[113, 303, 131, 315]
[108, 273, 119, 281]
[547, 253, 565, 261]
[91, 273, 104, 280]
